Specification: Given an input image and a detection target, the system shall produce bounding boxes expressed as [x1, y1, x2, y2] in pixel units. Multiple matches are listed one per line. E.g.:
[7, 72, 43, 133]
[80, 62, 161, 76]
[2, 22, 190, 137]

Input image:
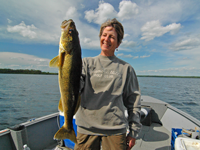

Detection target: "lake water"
[0, 74, 200, 130]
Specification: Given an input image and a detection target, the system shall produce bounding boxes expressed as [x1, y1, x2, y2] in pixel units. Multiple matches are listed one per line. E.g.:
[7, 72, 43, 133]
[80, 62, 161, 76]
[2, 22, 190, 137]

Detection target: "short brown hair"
[99, 18, 124, 45]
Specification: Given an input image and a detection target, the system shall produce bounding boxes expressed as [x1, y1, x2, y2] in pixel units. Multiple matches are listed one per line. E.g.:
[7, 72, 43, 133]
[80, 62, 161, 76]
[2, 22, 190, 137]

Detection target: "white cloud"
[116, 53, 124, 57]
[137, 67, 200, 76]
[6, 21, 60, 44]
[85, 2, 117, 24]
[121, 40, 137, 48]
[84, 38, 92, 43]
[170, 37, 200, 51]
[166, 34, 200, 71]
[174, 49, 200, 69]
[0, 52, 57, 72]
[7, 18, 12, 24]
[135, 0, 193, 25]
[140, 55, 150, 58]
[0, 0, 84, 44]
[124, 54, 133, 58]
[118, 53, 150, 59]
[117, 1, 139, 21]
[133, 56, 139, 59]
[82, 37, 100, 49]
[116, 53, 133, 58]
[140, 20, 181, 41]
[7, 21, 37, 39]
[65, 7, 79, 19]
[84, 1, 139, 24]
[124, 34, 130, 38]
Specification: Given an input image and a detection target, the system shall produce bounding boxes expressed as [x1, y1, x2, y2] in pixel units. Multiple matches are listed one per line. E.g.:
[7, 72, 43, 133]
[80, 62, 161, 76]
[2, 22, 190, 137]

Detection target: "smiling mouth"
[103, 42, 110, 47]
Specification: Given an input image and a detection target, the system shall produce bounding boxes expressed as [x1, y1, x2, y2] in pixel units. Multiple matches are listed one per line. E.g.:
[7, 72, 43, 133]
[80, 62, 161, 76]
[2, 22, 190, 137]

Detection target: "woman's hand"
[126, 136, 136, 150]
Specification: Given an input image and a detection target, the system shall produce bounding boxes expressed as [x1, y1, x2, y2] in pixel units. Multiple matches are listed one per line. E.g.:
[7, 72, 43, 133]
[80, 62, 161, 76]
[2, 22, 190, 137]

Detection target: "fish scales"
[49, 19, 82, 143]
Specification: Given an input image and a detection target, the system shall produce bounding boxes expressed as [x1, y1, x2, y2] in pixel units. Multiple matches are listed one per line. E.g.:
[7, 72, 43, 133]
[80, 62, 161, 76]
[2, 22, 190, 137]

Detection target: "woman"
[75, 18, 141, 150]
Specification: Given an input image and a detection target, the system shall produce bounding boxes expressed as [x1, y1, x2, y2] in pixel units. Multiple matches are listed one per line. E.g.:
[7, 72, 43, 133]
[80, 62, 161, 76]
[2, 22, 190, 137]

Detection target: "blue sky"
[1, 0, 200, 76]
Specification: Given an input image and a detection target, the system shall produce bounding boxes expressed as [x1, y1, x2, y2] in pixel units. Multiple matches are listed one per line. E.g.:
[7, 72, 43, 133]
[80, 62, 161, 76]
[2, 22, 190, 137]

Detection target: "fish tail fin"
[54, 126, 77, 143]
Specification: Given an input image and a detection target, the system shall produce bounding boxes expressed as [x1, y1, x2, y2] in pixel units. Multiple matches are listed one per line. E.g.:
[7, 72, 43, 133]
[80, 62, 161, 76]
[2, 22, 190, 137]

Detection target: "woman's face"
[100, 26, 119, 56]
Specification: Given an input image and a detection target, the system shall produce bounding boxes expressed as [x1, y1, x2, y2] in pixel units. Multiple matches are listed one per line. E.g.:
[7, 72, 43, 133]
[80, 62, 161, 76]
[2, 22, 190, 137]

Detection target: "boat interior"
[0, 95, 200, 150]
[133, 96, 200, 150]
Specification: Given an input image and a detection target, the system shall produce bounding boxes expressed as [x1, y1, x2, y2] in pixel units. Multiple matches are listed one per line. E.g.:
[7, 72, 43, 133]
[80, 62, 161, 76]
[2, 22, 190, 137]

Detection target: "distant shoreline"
[0, 68, 200, 78]
[0, 68, 58, 75]
[137, 75, 200, 78]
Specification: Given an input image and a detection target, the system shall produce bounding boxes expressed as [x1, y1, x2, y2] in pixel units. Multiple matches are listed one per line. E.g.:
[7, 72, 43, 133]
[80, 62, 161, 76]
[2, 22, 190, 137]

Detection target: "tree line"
[0, 68, 58, 75]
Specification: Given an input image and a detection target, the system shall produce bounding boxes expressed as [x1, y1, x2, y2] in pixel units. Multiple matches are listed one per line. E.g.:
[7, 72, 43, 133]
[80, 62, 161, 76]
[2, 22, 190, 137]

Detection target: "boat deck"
[46, 123, 171, 150]
[133, 123, 171, 150]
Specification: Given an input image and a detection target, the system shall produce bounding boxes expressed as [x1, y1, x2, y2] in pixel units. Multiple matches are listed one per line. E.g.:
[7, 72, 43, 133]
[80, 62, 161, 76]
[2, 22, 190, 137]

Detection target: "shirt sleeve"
[79, 58, 86, 93]
[123, 66, 142, 138]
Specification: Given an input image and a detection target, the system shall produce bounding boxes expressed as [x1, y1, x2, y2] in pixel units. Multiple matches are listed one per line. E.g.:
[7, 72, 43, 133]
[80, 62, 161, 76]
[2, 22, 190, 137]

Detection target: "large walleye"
[49, 19, 82, 143]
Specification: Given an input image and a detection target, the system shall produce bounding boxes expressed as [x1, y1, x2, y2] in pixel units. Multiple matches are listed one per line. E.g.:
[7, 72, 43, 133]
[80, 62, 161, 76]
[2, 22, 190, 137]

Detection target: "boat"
[0, 95, 200, 150]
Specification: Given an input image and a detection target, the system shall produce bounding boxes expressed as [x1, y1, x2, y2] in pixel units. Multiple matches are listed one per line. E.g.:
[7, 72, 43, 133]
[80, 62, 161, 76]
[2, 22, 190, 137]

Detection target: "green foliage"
[0, 68, 58, 75]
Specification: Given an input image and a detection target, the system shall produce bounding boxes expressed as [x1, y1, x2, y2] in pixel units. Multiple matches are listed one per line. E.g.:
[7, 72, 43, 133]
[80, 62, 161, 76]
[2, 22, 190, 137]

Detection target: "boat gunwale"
[20, 112, 59, 127]
[0, 112, 59, 137]
[0, 129, 10, 136]
[166, 104, 200, 127]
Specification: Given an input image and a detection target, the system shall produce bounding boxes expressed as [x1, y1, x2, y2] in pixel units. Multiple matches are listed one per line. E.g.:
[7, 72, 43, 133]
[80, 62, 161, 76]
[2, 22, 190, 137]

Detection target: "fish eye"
[69, 29, 73, 34]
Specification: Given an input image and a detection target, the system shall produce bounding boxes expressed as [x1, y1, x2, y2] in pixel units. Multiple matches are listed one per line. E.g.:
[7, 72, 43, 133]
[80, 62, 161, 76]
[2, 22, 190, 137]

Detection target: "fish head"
[59, 19, 79, 54]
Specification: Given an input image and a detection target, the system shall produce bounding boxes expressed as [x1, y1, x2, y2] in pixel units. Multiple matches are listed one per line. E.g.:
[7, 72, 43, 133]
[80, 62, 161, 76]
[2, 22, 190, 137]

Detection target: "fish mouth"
[61, 19, 75, 32]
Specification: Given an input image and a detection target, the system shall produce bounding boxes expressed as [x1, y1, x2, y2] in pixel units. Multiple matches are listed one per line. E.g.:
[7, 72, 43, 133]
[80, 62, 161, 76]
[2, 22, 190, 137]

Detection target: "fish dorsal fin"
[49, 56, 59, 67]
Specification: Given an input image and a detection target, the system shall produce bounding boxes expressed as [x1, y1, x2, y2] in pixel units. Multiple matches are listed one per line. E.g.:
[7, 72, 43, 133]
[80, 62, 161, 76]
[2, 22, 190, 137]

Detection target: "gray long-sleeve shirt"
[76, 54, 141, 138]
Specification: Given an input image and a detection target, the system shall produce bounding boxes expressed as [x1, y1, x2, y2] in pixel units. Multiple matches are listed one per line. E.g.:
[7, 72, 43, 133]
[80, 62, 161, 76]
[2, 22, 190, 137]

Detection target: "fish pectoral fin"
[54, 127, 77, 143]
[49, 56, 59, 67]
[58, 98, 63, 112]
